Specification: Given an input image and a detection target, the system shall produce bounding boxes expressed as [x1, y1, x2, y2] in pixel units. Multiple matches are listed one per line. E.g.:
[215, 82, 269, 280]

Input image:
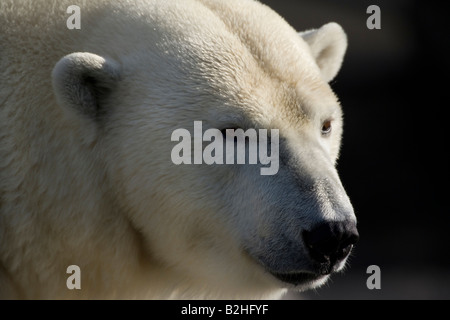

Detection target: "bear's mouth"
[270, 271, 325, 286]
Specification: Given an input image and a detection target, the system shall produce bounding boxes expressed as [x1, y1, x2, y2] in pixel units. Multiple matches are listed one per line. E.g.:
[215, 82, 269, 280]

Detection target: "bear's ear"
[299, 22, 347, 82]
[52, 52, 121, 120]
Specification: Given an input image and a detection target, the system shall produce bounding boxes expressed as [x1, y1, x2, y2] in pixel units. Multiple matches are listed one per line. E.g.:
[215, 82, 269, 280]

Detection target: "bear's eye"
[321, 120, 332, 136]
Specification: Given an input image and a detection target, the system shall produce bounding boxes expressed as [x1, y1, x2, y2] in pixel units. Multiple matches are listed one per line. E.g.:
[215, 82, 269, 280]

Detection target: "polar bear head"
[52, 0, 358, 298]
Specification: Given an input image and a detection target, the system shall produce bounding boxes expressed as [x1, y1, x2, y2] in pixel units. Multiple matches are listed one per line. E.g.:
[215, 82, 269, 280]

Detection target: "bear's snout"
[303, 220, 359, 274]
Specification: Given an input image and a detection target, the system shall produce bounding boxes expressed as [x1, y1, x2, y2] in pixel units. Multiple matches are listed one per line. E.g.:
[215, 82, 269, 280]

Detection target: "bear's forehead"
[180, 0, 337, 123]
[102, 0, 338, 124]
[196, 0, 320, 82]
[135, 0, 336, 122]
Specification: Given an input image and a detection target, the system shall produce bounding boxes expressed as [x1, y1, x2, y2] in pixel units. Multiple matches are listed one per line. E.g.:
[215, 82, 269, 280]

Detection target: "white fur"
[0, 0, 351, 299]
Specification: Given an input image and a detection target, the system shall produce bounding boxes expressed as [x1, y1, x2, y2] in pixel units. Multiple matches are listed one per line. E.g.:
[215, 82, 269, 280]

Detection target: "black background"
[259, 0, 449, 299]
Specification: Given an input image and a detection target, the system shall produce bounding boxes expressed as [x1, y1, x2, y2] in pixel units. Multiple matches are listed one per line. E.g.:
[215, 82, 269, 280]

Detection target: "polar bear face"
[52, 0, 358, 298]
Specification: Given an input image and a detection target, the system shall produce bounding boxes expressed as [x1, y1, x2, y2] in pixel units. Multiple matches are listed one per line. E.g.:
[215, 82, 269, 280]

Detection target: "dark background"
[259, 0, 449, 299]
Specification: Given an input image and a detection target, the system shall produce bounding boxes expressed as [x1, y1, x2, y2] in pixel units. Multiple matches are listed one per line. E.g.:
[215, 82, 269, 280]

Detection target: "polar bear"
[0, 0, 358, 299]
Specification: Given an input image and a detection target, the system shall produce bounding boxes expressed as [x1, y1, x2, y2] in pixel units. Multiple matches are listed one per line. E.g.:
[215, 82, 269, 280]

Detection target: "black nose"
[303, 220, 359, 267]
